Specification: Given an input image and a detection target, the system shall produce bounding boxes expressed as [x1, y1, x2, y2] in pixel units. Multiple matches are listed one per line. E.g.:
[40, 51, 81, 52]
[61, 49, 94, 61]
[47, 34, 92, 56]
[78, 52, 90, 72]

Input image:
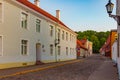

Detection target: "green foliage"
[76, 30, 110, 53]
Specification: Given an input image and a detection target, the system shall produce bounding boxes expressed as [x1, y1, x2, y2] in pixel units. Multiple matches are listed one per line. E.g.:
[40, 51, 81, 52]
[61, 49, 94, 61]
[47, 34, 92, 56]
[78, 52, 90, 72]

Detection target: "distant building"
[100, 29, 117, 58]
[76, 40, 88, 58]
[80, 39, 93, 56]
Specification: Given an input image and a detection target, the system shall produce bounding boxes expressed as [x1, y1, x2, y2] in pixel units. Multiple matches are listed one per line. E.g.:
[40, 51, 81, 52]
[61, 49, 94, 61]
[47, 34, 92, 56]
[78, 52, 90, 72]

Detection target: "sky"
[30, 0, 117, 32]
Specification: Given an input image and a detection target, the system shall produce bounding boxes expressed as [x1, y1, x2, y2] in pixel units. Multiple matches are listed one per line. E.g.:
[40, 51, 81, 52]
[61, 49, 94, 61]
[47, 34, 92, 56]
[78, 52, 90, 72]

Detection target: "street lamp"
[106, 0, 120, 25]
[106, 0, 114, 15]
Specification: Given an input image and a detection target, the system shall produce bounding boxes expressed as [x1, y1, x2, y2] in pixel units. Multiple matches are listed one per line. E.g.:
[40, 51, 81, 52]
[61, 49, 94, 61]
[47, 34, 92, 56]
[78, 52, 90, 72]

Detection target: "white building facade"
[112, 40, 117, 63]
[0, 0, 77, 69]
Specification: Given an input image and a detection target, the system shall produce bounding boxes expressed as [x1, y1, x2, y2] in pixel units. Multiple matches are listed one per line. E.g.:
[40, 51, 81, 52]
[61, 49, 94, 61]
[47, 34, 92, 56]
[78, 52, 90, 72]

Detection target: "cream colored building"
[0, 0, 77, 69]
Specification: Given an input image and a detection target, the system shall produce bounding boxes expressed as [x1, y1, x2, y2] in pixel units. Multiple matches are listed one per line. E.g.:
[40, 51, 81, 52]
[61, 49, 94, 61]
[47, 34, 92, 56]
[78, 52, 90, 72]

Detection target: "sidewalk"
[0, 59, 83, 79]
[88, 57, 118, 80]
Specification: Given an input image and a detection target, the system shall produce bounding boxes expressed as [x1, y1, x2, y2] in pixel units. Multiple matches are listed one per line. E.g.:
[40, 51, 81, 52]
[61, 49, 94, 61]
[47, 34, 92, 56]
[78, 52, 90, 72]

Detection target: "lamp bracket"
[109, 14, 120, 25]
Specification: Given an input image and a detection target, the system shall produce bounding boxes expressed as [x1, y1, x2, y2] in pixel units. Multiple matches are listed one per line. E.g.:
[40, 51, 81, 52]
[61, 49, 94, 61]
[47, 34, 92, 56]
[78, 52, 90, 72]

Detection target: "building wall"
[110, 31, 117, 58]
[80, 48, 87, 57]
[112, 40, 117, 63]
[116, 0, 120, 79]
[88, 41, 93, 55]
[0, 0, 77, 69]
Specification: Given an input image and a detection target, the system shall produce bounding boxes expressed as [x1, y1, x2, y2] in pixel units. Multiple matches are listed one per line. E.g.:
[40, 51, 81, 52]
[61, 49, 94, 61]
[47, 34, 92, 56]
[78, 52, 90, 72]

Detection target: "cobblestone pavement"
[0, 54, 117, 80]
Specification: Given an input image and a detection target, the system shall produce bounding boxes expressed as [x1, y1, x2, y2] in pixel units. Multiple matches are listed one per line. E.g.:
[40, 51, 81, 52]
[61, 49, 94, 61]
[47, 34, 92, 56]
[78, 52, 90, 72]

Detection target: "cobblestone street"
[0, 54, 118, 80]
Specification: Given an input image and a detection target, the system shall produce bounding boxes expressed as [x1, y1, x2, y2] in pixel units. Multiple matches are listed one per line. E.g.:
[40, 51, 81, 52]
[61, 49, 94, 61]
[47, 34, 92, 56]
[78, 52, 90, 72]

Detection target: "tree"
[90, 35, 100, 53]
[76, 30, 110, 53]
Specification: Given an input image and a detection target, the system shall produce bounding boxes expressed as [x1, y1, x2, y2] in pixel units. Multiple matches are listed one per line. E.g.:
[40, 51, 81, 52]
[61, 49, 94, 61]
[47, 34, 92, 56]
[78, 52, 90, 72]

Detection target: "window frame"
[58, 46, 61, 55]
[66, 32, 68, 41]
[62, 31, 64, 40]
[36, 19, 41, 33]
[50, 44, 53, 56]
[50, 25, 53, 37]
[21, 40, 28, 55]
[66, 47, 68, 55]
[58, 29, 60, 39]
[21, 12, 28, 29]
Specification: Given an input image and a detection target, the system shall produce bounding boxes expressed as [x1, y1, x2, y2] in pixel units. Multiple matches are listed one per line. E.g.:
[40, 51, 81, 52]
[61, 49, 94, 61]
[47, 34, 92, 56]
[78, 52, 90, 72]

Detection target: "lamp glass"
[106, 0, 114, 14]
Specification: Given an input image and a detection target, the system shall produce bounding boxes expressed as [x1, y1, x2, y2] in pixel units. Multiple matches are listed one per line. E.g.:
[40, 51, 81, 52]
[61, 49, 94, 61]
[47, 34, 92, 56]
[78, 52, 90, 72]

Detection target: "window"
[62, 31, 64, 40]
[70, 48, 72, 55]
[66, 47, 68, 55]
[50, 44, 53, 55]
[58, 29, 60, 39]
[50, 25, 53, 36]
[66, 32, 68, 41]
[21, 12, 28, 29]
[58, 46, 61, 55]
[0, 36, 2, 56]
[21, 40, 28, 55]
[70, 34, 71, 41]
[0, 3, 2, 22]
[36, 19, 41, 32]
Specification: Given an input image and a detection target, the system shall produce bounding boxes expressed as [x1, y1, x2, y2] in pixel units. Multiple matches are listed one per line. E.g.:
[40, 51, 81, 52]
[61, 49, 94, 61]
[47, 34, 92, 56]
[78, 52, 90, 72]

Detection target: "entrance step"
[36, 61, 44, 65]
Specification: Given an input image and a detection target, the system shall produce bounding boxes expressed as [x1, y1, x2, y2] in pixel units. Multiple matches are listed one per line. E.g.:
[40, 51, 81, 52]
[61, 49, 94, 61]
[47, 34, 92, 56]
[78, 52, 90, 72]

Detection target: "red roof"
[77, 40, 87, 50]
[16, 0, 74, 33]
[80, 39, 87, 45]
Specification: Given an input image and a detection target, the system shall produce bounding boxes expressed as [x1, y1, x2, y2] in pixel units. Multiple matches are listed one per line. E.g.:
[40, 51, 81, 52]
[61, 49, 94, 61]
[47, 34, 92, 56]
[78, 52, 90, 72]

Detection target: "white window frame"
[21, 40, 28, 55]
[21, 12, 28, 29]
[36, 19, 41, 33]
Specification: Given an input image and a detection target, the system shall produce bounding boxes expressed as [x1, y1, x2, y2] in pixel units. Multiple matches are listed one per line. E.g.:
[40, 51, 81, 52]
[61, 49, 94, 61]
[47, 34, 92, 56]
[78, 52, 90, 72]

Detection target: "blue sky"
[30, 0, 117, 32]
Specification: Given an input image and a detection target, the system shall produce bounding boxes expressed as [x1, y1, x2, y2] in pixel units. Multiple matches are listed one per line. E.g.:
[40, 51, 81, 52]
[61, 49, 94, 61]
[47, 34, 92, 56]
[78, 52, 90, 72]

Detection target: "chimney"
[34, 0, 40, 7]
[56, 10, 60, 20]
